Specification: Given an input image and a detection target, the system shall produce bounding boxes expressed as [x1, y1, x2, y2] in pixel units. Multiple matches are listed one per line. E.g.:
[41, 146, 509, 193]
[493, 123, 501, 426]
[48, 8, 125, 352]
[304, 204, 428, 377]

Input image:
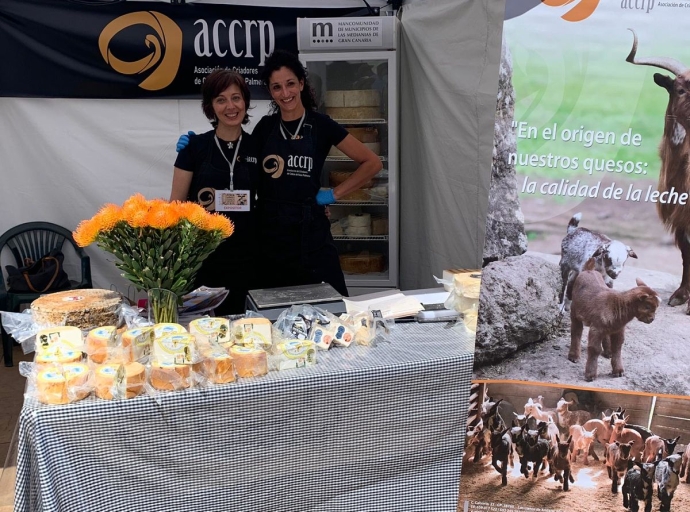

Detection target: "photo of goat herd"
[458, 382, 690, 512]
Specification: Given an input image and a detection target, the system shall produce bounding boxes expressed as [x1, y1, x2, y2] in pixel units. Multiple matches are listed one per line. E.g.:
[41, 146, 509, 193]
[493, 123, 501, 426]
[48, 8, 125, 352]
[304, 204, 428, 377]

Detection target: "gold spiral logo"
[198, 187, 215, 211]
[263, 155, 285, 179]
[99, 11, 182, 91]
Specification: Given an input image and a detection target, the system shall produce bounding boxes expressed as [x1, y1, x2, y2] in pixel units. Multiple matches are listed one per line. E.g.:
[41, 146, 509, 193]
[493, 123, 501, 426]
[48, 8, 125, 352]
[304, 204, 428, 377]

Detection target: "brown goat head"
[631, 279, 661, 324]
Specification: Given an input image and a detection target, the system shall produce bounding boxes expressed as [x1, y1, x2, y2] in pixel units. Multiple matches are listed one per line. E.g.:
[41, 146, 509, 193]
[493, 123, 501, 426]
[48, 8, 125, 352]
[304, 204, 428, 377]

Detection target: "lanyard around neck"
[214, 134, 242, 191]
[279, 111, 306, 140]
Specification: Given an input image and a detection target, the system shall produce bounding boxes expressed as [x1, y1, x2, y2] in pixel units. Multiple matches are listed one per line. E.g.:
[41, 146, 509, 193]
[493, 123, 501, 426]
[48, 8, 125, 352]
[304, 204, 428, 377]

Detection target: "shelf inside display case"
[331, 119, 387, 125]
[333, 200, 388, 206]
[333, 235, 389, 241]
[326, 156, 388, 162]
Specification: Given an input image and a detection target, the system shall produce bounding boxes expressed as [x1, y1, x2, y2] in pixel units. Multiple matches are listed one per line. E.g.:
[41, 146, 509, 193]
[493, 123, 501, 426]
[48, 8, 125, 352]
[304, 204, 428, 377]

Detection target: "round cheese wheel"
[328, 142, 380, 158]
[149, 362, 191, 391]
[122, 327, 154, 362]
[325, 90, 381, 108]
[86, 326, 116, 364]
[36, 363, 90, 405]
[325, 107, 381, 120]
[348, 213, 371, 228]
[347, 127, 379, 143]
[339, 189, 371, 202]
[153, 323, 186, 339]
[35, 348, 82, 366]
[201, 347, 236, 384]
[230, 346, 268, 378]
[329, 171, 374, 189]
[345, 226, 372, 237]
[339, 253, 385, 274]
[94, 362, 145, 400]
[31, 289, 122, 330]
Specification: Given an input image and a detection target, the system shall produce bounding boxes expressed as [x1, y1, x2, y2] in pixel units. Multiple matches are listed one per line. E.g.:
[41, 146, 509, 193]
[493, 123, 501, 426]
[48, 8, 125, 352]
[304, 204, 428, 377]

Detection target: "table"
[15, 322, 474, 512]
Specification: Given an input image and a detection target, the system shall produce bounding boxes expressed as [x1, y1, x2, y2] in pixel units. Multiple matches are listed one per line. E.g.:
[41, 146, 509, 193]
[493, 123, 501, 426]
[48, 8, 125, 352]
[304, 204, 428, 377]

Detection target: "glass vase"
[147, 288, 179, 325]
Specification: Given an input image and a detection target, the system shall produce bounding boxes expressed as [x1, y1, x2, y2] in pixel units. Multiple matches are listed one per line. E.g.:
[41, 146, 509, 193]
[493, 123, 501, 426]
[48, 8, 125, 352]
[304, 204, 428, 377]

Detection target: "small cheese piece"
[189, 317, 232, 347]
[36, 363, 90, 404]
[308, 325, 334, 350]
[273, 340, 316, 371]
[332, 321, 355, 348]
[200, 347, 236, 384]
[149, 362, 191, 391]
[353, 313, 375, 346]
[122, 327, 154, 362]
[85, 326, 116, 364]
[455, 273, 482, 312]
[230, 346, 268, 378]
[35, 347, 82, 366]
[339, 189, 371, 202]
[329, 171, 374, 189]
[154, 333, 196, 365]
[35, 326, 84, 354]
[325, 107, 381, 120]
[94, 362, 145, 400]
[153, 323, 186, 339]
[231, 318, 272, 350]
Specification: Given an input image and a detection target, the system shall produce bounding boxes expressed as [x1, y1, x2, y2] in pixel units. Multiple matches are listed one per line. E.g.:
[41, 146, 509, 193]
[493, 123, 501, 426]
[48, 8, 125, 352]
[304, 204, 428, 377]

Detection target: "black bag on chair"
[5, 249, 70, 293]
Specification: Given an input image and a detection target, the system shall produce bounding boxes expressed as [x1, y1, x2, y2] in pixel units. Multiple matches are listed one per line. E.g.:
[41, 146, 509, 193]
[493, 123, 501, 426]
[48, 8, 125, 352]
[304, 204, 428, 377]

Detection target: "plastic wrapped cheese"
[308, 324, 334, 350]
[153, 323, 186, 339]
[272, 340, 316, 371]
[36, 363, 91, 405]
[85, 326, 117, 364]
[153, 333, 196, 365]
[332, 320, 355, 348]
[189, 317, 232, 348]
[35, 325, 84, 355]
[230, 346, 268, 378]
[149, 362, 191, 391]
[94, 362, 145, 400]
[463, 309, 478, 334]
[200, 346, 236, 384]
[122, 326, 154, 363]
[231, 318, 272, 350]
[35, 347, 82, 366]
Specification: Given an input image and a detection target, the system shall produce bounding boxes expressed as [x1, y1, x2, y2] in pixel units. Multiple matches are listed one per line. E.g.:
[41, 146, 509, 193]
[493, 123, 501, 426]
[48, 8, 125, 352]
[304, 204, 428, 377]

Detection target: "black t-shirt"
[174, 129, 259, 244]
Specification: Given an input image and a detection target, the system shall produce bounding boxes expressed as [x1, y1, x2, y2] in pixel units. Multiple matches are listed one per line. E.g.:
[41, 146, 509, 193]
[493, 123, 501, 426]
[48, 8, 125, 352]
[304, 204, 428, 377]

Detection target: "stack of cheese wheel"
[200, 346, 236, 384]
[149, 361, 191, 391]
[325, 90, 381, 120]
[345, 213, 372, 237]
[36, 362, 90, 405]
[94, 362, 146, 400]
[85, 326, 117, 364]
[31, 289, 122, 330]
[329, 171, 374, 189]
[230, 346, 268, 378]
[339, 252, 385, 274]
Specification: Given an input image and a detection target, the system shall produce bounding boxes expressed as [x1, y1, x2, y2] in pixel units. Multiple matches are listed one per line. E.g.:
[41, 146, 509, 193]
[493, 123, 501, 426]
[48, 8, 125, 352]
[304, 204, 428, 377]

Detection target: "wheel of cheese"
[325, 90, 380, 108]
[94, 362, 145, 400]
[35, 326, 84, 355]
[328, 142, 380, 159]
[326, 107, 381, 120]
[339, 253, 385, 274]
[339, 189, 371, 202]
[230, 346, 268, 378]
[86, 326, 116, 364]
[122, 327, 154, 362]
[348, 213, 371, 228]
[201, 347, 236, 384]
[153, 333, 196, 365]
[345, 226, 372, 237]
[36, 363, 90, 404]
[31, 289, 122, 330]
[347, 127, 379, 143]
[149, 362, 191, 391]
[329, 171, 374, 189]
[35, 348, 82, 366]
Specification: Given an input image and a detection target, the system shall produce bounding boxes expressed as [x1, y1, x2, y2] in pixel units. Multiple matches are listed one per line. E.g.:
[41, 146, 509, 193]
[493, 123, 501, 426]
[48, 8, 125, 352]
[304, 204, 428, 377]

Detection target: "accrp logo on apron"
[263, 155, 285, 179]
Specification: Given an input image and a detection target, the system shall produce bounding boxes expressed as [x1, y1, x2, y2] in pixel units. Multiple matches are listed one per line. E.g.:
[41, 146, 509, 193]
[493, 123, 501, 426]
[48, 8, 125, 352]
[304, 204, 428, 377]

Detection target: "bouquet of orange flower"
[73, 194, 233, 299]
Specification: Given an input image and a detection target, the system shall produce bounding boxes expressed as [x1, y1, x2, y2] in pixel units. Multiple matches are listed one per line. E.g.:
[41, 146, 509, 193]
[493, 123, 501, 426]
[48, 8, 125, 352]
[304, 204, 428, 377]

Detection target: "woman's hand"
[176, 131, 196, 152]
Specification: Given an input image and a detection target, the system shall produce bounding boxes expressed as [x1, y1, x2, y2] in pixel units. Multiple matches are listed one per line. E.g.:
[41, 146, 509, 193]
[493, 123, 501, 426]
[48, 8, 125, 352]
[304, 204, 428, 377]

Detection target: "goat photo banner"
[460, 1, 690, 511]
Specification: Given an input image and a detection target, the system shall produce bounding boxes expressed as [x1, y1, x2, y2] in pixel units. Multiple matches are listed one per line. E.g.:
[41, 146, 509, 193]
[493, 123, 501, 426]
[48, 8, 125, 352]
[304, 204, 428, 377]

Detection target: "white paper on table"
[342, 290, 424, 319]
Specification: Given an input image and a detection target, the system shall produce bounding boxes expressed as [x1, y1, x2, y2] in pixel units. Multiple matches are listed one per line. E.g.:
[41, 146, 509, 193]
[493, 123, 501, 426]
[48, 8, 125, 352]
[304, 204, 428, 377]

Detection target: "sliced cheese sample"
[189, 317, 232, 347]
[122, 327, 154, 362]
[150, 362, 191, 391]
[273, 340, 316, 371]
[200, 347, 236, 384]
[231, 318, 272, 350]
[154, 333, 196, 365]
[94, 362, 145, 400]
[86, 326, 116, 364]
[31, 289, 122, 329]
[230, 346, 268, 378]
[36, 363, 90, 405]
[35, 325, 84, 355]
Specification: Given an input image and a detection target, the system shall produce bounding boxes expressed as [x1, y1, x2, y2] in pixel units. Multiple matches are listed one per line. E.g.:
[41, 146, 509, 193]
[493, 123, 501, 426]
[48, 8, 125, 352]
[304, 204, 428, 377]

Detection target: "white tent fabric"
[398, 0, 504, 288]
[0, 0, 504, 297]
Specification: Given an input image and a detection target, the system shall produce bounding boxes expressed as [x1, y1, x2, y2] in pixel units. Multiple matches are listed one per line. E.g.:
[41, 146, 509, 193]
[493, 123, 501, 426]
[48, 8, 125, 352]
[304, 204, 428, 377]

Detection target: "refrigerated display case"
[297, 16, 399, 295]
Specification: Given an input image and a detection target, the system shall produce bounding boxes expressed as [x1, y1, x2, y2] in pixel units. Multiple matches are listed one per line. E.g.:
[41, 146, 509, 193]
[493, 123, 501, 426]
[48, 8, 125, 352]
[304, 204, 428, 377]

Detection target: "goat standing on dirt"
[622, 460, 658, 512]
[626, 28, 690, 309]
[490, 427, 513, 486]
[567, 258, 660, 382]
[551, 435, 575, 491]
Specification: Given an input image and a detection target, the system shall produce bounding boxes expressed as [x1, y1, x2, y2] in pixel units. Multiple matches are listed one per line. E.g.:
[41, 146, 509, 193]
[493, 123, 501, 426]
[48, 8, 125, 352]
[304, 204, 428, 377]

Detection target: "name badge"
[215, 189, 250, 212]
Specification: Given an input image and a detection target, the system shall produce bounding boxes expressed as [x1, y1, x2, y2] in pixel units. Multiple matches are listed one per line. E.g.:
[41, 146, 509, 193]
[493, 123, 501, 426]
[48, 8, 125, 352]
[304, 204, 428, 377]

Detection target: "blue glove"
[176, 131, 196, 152]
[316, 189, 336, 206]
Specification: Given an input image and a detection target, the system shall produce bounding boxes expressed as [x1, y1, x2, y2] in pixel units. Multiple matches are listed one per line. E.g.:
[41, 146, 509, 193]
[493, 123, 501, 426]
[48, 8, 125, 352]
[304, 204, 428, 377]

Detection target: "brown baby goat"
[567, 258, 660, 382]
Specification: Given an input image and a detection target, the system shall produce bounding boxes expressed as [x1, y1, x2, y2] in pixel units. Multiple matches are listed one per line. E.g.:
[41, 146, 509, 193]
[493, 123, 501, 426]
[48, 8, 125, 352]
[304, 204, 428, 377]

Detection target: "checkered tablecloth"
[15, 322, 474, 512]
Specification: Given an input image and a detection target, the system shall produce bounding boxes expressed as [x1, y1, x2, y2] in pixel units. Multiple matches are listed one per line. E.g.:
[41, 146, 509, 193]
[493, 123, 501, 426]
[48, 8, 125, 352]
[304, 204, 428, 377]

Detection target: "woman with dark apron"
[170, 70, 259, 314]
[252, 50, 382, 296]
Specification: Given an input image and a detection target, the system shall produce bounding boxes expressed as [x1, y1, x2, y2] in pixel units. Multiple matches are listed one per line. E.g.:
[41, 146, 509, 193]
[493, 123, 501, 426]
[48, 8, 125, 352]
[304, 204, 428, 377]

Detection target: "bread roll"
[149, 362, 191, 391]
[230, 346, 268, 378]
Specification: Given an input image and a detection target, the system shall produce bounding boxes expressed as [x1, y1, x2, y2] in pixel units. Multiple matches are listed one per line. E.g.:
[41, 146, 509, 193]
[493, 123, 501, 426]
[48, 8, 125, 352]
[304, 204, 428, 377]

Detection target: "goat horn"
[626, 28, 688, 75]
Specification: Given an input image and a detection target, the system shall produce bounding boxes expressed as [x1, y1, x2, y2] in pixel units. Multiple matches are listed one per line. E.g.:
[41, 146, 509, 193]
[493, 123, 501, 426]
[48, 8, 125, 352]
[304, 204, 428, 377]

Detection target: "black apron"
[258, 115, 348, 296]
[188, 132, 257, 314]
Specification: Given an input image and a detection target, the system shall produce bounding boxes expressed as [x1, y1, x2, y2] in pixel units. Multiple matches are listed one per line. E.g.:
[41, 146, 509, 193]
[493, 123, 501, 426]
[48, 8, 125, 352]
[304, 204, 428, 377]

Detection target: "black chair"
[0, 222, 92, 366]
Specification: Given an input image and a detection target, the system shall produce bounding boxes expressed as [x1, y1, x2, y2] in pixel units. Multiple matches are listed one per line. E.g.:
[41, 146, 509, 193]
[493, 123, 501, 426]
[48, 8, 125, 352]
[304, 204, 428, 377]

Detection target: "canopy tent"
[0, 0, 502, 296]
